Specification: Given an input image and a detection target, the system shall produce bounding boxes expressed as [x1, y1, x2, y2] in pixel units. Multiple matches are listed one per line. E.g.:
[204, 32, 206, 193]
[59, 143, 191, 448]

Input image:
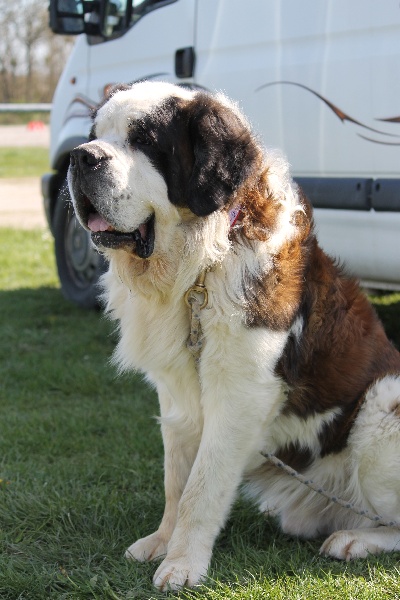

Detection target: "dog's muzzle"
[69, 146, 155, 259]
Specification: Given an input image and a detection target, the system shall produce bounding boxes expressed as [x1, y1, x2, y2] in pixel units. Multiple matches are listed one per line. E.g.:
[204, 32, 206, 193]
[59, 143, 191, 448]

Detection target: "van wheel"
[53, 182, 106, 309]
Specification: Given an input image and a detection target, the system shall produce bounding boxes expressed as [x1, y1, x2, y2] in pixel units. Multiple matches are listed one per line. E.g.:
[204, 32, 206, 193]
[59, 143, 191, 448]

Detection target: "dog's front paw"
[320, 530, 377, 561]
[153, 556, 208, 591]
[125, 531, 168, 562]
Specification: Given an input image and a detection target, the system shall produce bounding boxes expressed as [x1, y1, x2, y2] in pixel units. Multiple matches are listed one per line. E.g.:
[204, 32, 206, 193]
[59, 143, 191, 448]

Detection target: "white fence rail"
[0, 103, 51, 113]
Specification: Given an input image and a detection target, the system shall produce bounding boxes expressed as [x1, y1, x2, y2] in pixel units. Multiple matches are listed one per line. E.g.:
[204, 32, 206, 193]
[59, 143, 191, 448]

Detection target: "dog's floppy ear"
[187, 93, 258, 217]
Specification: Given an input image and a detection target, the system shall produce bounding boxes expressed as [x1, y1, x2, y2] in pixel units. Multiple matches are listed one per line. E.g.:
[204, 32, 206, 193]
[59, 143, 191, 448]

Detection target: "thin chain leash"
[262, 452, 400, 529]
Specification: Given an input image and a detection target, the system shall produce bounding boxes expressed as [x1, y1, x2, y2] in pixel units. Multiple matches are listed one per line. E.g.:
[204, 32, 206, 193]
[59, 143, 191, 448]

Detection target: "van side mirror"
[49, 0, 103, 36]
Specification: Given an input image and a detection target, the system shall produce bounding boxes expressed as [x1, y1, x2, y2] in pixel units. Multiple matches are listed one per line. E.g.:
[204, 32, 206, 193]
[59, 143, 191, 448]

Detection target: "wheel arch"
[49, 136, 88, 228]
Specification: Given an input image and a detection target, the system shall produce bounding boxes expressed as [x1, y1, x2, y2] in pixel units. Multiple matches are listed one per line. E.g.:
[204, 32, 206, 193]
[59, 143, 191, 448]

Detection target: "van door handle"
[175, 47, 195, 78]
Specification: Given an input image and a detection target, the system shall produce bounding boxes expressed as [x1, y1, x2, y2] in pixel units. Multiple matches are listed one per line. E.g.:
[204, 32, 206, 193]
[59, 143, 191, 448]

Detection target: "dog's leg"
[126, 384, 201, 562]
[322, 377, 400, 561]
[152, 383, 280, 590]
[321, 527, 400, 560]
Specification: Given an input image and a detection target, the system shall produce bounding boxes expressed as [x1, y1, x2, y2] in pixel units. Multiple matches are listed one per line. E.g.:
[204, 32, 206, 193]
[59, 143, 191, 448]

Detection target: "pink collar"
[229, 206, 243, 228]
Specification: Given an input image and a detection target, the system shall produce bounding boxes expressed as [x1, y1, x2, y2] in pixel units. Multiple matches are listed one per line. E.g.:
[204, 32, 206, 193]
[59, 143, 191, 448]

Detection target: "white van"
[42, 0, 400, 307]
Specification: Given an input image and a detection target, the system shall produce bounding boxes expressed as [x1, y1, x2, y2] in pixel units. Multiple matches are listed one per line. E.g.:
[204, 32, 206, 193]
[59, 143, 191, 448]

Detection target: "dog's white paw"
[152, 556, 208, 591]
[125, 531, 168, 562]
[320, 530, 379, 561]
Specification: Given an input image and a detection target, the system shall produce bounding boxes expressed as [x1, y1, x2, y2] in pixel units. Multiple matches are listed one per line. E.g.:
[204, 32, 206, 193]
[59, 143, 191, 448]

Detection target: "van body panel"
[45, 0, 400, 297]
[87, 0, 196, 102]
[50, 35, 91, 169]
[195, 0, 400, 177]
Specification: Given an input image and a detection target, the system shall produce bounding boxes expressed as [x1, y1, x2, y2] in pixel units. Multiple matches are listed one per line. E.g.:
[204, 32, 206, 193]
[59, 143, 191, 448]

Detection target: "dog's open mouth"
[87, 211, 155, 259]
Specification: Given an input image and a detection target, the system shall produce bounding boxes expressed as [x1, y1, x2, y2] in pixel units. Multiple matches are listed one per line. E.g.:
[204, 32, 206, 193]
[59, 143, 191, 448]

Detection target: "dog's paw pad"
[320, 530, 377, 561]
[125, 532, 168, 562]
[153, 558, 207, 591]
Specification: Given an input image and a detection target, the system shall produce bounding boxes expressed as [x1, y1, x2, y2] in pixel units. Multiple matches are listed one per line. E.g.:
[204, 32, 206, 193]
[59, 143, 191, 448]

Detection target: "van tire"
[53, 181, 106, 309]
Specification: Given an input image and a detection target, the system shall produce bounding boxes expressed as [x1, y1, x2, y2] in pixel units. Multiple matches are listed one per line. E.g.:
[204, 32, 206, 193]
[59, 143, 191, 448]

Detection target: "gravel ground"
[0, 178, 47, 229]
[0, 124, 50, 148]
[0, 124, 50, 229]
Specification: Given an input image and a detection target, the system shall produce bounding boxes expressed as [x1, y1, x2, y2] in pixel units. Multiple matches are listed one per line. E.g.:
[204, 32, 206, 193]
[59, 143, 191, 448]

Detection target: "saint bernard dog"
[68, 81, 400, 590]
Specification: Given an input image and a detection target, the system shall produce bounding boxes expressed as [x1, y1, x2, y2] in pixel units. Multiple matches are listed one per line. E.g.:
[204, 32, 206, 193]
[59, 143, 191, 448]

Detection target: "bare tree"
[0, 2, 20, 101]
[0, 0, 74, 103]
[15, 0, 48, 101]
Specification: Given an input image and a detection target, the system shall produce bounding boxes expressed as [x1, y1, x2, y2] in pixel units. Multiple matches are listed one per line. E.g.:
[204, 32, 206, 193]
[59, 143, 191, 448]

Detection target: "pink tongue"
[88, 213, 111, 232]
[138, 222, 147, 239]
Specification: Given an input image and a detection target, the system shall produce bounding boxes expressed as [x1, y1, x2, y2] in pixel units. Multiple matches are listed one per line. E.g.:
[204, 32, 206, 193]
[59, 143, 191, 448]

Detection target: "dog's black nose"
[70, 145, 111, 173]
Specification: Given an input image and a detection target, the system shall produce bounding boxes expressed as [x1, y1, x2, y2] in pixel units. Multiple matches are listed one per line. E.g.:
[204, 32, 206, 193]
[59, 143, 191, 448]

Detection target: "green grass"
[0, 112, 50, 126]
[0, 147, 50, 178]
[1, 227, 400, 599]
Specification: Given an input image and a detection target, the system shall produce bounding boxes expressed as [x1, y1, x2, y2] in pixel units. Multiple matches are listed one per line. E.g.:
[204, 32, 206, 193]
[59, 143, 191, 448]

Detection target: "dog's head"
[68, 81, 258, 258]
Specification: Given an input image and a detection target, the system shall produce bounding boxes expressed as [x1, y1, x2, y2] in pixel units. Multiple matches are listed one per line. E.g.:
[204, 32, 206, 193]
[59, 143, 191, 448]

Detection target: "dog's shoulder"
[219, 151, 400, 459]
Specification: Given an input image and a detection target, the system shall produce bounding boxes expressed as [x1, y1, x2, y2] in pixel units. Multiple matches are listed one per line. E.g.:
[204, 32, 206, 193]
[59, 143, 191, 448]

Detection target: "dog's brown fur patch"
[276, 240, 400, 456]
[234, 175, 400, 459]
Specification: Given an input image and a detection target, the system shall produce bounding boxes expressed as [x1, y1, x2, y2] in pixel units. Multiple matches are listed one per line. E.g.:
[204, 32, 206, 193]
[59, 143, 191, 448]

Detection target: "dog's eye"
[132, 135, 150, 146]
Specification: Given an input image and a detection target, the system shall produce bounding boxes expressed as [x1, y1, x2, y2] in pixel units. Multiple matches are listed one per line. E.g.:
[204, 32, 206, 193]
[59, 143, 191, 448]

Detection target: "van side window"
[102, 0, 176, 40]
[131, 0, 177, 25]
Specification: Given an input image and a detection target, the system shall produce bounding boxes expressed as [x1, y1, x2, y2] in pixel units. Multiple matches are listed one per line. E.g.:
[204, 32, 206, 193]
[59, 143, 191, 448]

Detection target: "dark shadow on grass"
[372, 298, 400, 350]
[0, 285, 91, 318]
[0, 286, 117, 392]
